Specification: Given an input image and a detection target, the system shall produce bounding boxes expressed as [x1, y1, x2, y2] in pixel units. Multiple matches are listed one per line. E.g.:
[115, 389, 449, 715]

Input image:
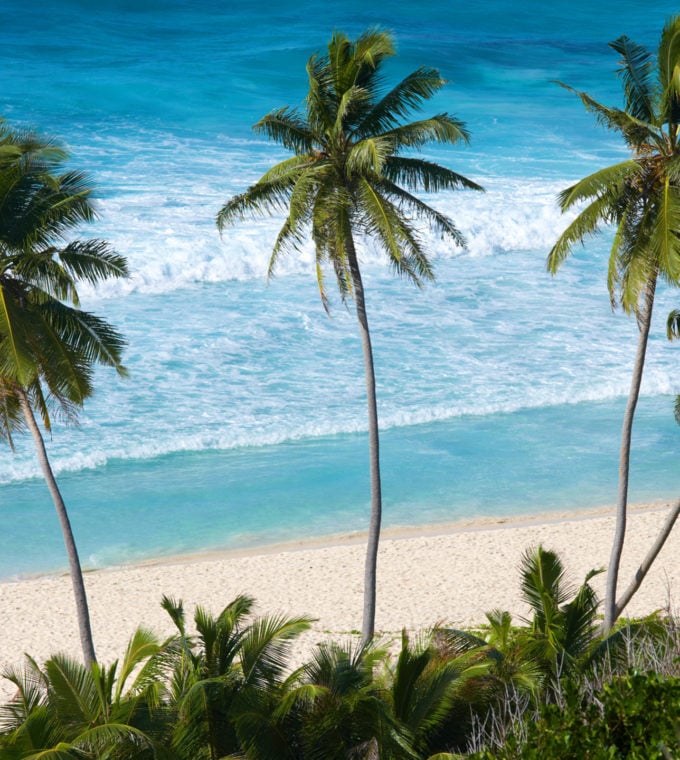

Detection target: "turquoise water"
[0, 1, 679, 578]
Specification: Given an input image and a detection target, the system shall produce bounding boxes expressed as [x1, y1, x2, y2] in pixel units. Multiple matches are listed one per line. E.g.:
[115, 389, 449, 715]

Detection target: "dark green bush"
[470, 671, 680, 759]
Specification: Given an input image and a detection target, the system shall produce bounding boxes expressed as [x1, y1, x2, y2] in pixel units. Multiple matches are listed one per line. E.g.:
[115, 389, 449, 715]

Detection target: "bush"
[470, 671, 680, 759]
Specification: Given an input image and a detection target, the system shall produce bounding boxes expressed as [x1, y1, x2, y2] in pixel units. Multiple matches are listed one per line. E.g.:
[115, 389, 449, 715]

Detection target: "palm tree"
[0, 121, 129, 666]
[162, 594, 312, 760]
[547, 17, 680, 632]
[438, 546, 659, 707]
[0, 627, 169, 759]
[217, 29, 482, 643]
[295, 640, 415, 759]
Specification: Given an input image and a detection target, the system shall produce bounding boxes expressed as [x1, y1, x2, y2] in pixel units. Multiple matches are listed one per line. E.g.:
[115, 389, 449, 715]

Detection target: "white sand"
[1, 502, 678, 702]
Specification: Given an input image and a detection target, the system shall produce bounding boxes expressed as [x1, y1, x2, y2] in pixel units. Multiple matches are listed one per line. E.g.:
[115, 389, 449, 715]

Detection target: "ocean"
[1, 0, 678, 579]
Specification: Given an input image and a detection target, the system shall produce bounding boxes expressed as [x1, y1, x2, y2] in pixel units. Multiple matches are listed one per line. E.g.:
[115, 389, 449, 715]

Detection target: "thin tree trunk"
[346, 234, 382, 645]
[604, 275, 657, 633]
[614, 500, 680, 620]
[18, 390, 97, 667]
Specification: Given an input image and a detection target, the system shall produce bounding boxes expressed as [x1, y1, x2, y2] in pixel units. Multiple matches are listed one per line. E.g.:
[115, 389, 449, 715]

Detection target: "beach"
[1, 502, 677, 703]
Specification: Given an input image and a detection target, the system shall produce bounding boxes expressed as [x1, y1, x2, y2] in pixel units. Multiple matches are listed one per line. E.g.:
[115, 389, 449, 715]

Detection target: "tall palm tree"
[547, 17, 680, 632]
[0, 121, 129, 666]
[217, 29, 482, 644]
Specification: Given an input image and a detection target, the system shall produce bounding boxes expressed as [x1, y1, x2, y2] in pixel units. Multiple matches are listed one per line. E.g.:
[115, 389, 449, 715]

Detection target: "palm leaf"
[658, 15, 680, 124]
[556, 160, 641, 211]
[254, 108, 315, 153]
[42, 655, 98, 726]
[360, 67, 447, 136]
[377, 177, 468, 248]
[58, 240, 129, 284]
[384, 156, 483, 193]
[610, 35, 657, 123]
[647, 179, 680, 283]
[0, 378, 22, 447]
[240, 614, 313, 687]
[667, 307, 680, 338]
[382, 114, 471, 150]
[555, 81, 663, 149]
[114, 626, 163, 702]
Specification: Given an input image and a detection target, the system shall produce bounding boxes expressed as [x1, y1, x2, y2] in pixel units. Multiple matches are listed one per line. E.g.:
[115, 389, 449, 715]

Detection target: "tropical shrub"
[468, 671, 680, 759]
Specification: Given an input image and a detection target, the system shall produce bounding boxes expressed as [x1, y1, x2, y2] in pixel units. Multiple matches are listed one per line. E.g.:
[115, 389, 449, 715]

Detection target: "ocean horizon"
[1, 0, 679, 580]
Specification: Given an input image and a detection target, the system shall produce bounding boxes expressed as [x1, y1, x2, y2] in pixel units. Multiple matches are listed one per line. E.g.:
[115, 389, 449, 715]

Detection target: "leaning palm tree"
[0, 121, 129, 666]
[547, 17, 680, 632]
[217, 28, 482, 643]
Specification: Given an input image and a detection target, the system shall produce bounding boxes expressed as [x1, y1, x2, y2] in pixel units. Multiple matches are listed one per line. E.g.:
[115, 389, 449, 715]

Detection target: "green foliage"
[0, 628, 168, 758]
[0, 119, 128, 440]
[469, 671, 680, 759]
[548, 16, 680, 313]
[217, 27, 481, 308]
[437, 546, 613, 701]
[0, 586, 677, 759]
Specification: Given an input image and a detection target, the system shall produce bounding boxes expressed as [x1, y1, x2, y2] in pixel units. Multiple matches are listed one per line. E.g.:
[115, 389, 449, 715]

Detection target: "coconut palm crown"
[0, 120, 129, 666]
[218, 28, 483, 643]
[547, 16, 680, 632]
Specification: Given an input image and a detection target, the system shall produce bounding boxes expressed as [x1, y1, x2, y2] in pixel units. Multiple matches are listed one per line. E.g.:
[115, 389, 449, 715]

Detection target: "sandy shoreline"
[1, 501, 678, 702]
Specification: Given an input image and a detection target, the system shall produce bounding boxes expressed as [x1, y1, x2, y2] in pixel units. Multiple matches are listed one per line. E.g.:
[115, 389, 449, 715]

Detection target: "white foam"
[76, 137, 576, 300]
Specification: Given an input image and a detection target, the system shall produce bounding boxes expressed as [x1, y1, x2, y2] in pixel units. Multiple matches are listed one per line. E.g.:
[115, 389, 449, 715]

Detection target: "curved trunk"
[603, 275, 657, 633]
[346, 235, 382, 645]
[18, 390, 97, 667]
[614, 499, 680, 620]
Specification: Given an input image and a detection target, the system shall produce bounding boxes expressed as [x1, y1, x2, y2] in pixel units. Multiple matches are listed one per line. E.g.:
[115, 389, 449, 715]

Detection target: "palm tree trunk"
[346, 234, 382, 645]
[603, 275, 657, 633]
[614, 499, 680, 620]
[18, 389, 97, 667]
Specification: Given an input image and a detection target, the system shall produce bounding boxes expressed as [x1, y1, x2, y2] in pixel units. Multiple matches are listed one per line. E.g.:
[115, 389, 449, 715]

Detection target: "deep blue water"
[1, 0, 679, 578]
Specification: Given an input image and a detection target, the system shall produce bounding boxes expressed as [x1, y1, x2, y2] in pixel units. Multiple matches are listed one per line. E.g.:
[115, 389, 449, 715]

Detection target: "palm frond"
[7, 248, 81, 305]
[382, 114, 471, 150]
[334, 85, 372, 137]
[0, 656, 47, 732]
[555, 82, 663, 150]
[616, 205, 659, 313]
[390, 631, 465, 746]
[216, 170, 300, 232]
[658, 15, 680, 125]
[267, 164, 330, 276]
[254, 108, 315, 154]
[356, 178, 433, 285]
[114, 627, 163, 702]
[312, 180, 354, 305]
[0, 377, 23, 447]
[519, 546, 571, 627]
[667, 307, 680, 338]
[43, 655, 98, 726]
[58, 240, 129, 284]
[71, 721, 157, 755]
[647, 179, 680, 284]
[306, 53, 336, 135]
[560, 572, 601, 660]
[610, 35, 657, 123]
[556, 160, 641, 211]
[37, 301, 127, 376]
[346, 136, 391, 178]
[384, 156, 483, 193]
[377, 177, 468, 248]
[547, 190, 625, 274]
[0, 282, 38, 385]
[360, 67, 446, 136]
[240, 614, 313, 687]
